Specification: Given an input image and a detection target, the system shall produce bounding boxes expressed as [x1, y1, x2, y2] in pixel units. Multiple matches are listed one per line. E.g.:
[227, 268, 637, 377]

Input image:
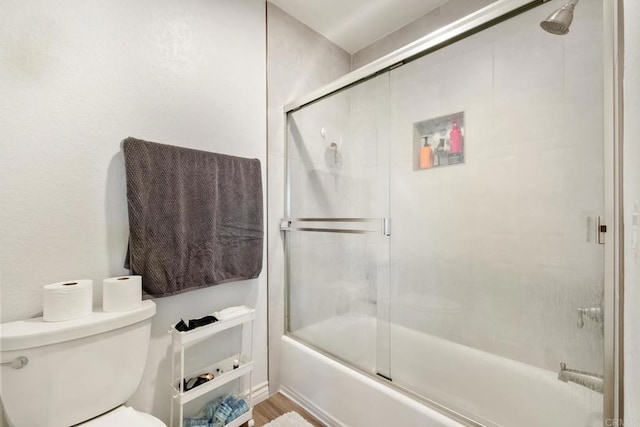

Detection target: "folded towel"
[213, 306, 250, 320]
[123, 137, 263, 298]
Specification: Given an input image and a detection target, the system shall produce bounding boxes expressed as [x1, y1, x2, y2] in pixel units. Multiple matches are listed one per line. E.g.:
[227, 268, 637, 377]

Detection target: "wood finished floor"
[248, 392, 325, 427]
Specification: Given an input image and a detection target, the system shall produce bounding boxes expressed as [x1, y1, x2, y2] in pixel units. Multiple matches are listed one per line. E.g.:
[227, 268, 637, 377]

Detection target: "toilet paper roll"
[43, 280, 93, 322]
[103, 275, 142, 312]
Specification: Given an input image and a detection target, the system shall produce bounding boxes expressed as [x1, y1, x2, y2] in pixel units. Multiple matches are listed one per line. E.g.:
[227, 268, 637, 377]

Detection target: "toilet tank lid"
[0, 300, 156, 352]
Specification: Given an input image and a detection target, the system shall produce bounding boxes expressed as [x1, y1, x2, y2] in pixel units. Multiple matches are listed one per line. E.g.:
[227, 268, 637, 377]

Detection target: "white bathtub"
[281, 314, 603, 427]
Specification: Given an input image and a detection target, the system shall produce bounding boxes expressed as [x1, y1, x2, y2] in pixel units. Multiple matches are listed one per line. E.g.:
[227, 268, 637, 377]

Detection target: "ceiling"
[268, 0, 448, 54]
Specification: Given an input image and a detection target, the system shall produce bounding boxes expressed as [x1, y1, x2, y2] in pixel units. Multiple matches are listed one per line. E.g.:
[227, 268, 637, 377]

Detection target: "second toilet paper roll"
[103, 275, 142, 312]
[43, 280, 93, 322]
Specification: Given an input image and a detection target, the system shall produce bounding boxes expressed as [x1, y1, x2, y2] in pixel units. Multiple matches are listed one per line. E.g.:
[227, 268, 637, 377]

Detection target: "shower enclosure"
[281, 0, 622, 425]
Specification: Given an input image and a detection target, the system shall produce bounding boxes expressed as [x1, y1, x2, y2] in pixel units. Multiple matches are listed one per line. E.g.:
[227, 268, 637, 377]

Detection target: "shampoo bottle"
[449, 120, 462, 154]
[419, 136, 432, 169]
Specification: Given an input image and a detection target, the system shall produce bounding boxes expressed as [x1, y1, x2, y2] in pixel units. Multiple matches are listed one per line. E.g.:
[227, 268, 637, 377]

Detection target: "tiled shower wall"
[387, 0, 604, 373]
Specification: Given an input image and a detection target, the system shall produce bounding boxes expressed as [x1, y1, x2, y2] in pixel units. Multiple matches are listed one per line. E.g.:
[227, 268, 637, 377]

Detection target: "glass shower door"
[284, 73, 391, 379]
[386, 0, 605, 425]
[283, 1, 610, 425]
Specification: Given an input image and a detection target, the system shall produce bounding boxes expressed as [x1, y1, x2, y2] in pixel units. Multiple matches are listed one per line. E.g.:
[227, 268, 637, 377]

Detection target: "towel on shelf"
[123, 137, 263, 298]
[213, 305, 251, 321]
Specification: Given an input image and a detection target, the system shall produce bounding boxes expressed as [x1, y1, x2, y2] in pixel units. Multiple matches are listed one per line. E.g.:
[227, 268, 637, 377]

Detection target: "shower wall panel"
[388, 0, 604, 376]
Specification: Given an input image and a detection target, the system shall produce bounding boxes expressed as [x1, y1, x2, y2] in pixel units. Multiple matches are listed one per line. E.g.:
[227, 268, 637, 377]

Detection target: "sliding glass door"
[284, 0, 609, 424]
[285, 74, 392, 379]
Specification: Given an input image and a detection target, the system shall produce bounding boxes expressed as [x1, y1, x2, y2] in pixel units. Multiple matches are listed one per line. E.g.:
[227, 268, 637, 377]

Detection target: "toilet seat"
[78, 405, 166, 427]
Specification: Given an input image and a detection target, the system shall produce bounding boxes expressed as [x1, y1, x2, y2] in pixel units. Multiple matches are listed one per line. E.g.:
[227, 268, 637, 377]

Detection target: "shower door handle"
[280, 217, 390, 236]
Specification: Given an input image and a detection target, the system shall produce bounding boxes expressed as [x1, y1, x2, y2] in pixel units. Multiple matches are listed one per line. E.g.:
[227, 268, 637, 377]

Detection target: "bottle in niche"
[437, 138, 447, 166]
[419, 135, 432, 169]
[449, 120, 462, 154]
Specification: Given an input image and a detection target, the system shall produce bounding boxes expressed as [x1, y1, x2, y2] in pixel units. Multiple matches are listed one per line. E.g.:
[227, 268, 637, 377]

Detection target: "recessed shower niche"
[413, 111, 464, 171]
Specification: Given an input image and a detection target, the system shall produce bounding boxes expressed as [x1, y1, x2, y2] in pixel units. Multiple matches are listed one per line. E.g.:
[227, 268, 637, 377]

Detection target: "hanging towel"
[122, 137, 263, 298]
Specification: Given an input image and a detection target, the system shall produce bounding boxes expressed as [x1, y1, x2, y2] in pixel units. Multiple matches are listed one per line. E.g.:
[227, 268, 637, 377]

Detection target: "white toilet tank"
[0, 300, 156, 427]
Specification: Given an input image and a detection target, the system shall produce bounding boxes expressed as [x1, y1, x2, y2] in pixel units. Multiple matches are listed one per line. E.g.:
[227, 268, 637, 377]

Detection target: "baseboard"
[279, 386, 344, 427]
[251, 381, 270, 406]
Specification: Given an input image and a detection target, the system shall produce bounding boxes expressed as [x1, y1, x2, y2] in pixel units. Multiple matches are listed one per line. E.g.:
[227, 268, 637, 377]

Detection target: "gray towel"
[122, 137, 263, 298]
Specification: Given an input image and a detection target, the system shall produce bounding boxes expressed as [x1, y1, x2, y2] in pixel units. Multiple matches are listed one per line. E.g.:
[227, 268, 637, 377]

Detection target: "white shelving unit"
[169, 307, 255, 427]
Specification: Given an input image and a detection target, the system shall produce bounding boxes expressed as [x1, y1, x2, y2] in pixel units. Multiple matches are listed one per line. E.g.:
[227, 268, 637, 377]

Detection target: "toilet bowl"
[79, 405, 166, 426]
[0, 300, 165, 427]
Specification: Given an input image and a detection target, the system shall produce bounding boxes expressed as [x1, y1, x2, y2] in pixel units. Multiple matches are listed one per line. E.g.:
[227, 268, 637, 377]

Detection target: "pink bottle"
[449, 121, 462, 154]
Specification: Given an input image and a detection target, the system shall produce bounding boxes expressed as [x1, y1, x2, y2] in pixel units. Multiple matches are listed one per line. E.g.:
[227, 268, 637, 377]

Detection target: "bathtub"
[281, 314, 603, 427]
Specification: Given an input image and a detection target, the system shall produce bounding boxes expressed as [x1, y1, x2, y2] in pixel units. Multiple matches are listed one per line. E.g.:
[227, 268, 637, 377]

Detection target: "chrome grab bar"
[558, 363, 603, 393]
[280, 217, 390, 236]
[1, 356, 28, 369]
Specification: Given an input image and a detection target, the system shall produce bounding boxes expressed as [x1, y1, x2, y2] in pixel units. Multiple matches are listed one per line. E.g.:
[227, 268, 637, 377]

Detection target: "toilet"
[0, 300, 165, 427]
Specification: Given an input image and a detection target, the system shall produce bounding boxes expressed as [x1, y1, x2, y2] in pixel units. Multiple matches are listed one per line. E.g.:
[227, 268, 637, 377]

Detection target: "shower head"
[540, 0, 579, 35]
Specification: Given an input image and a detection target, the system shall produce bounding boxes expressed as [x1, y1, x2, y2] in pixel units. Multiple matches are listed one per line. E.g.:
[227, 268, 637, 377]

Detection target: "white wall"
[623, 0, 640, 422]
[0, 0, 266, 424]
